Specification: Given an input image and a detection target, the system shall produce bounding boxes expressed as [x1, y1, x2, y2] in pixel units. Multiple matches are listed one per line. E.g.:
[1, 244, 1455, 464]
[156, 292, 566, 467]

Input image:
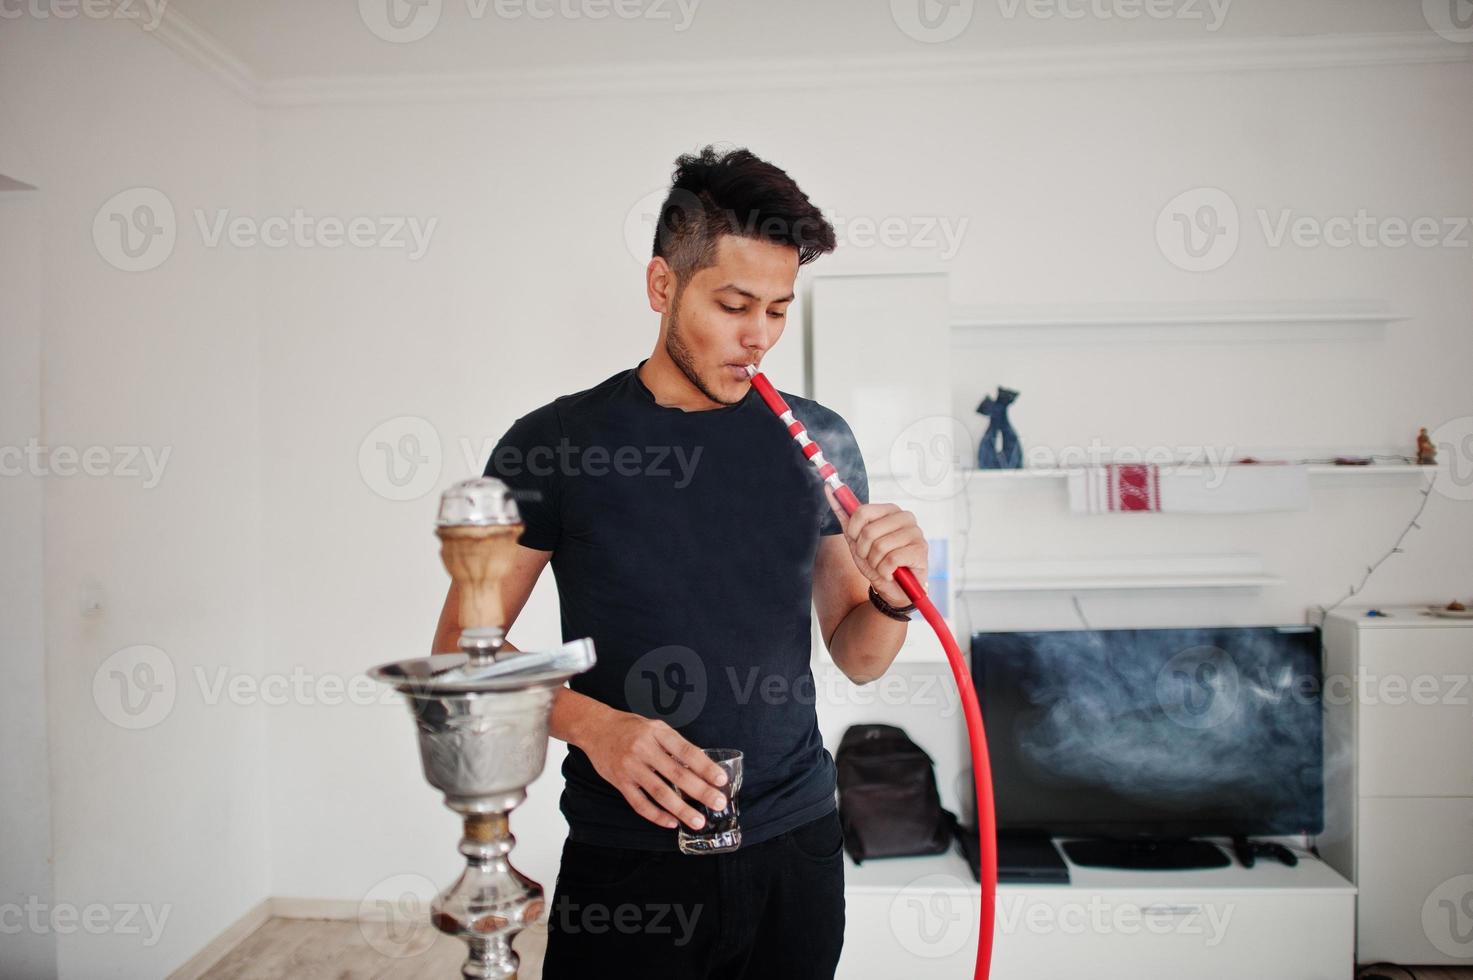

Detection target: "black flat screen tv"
[970, 625, 1323, 839]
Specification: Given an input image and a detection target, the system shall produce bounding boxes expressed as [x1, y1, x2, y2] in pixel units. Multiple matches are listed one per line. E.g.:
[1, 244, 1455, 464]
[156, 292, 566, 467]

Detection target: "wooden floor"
[199, 917, 546, 980]
[196, 920, 1473, 980]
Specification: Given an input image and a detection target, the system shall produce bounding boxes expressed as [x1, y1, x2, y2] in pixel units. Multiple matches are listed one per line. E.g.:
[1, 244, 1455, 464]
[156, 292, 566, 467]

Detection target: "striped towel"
[1067, 464, 1310, 514]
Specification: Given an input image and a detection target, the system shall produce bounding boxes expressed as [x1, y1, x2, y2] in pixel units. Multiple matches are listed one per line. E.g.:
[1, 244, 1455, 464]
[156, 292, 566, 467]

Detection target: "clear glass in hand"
[677, 748, 743, 855]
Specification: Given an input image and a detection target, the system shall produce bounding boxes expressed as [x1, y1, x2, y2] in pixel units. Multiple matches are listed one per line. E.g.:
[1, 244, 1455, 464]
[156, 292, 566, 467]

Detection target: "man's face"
[664, 235, 798, 406]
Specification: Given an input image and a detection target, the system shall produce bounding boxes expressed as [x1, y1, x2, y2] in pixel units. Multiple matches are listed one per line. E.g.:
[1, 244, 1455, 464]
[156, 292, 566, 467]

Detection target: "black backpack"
[835, 723, 958, 864]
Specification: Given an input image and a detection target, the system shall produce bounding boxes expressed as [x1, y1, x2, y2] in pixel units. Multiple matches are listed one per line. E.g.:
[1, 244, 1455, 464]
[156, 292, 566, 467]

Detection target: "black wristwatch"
[868, 585, 917, 622]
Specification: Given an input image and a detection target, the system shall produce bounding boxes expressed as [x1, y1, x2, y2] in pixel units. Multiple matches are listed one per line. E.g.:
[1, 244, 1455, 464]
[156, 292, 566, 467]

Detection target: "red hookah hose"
[745, 366, 996, 979]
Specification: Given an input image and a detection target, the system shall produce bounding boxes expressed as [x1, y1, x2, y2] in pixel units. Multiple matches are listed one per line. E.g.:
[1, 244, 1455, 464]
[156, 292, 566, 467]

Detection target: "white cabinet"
[1318, 605, 1473, 965]
[839, 848, 1354, 979]
[810, 272, 960, 664]
[809, 272, 952, 475]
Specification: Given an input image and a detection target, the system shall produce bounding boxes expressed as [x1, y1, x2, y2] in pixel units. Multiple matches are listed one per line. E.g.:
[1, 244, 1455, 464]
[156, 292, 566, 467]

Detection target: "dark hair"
[651, 145, 836, 280]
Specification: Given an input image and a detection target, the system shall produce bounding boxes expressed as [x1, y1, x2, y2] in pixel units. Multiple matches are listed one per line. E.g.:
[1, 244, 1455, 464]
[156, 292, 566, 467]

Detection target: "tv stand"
[1063, 837, 1231, 871]
[840, 843, 1354, 978]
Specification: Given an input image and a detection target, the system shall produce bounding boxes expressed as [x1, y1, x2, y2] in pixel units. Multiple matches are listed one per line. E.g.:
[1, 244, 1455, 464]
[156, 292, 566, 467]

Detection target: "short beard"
[665, 295, 741, 407]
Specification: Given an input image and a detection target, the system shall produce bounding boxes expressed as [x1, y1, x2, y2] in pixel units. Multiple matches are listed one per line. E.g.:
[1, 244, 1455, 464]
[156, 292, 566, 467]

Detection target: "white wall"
[1, 187, 57, 980]
[255, 48, 1473, 899]
[4, 7, 1471, 972]
[0, 16, 268, 979]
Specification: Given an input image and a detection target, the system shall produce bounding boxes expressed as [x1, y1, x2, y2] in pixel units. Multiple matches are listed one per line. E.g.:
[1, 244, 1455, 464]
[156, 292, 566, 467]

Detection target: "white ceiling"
[165, 0, 1436, 82]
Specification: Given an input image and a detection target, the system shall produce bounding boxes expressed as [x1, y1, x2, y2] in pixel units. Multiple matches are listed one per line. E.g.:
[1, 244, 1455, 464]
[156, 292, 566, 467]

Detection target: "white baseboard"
[164, 899, 272, 980]
[267, 896, 363, 921]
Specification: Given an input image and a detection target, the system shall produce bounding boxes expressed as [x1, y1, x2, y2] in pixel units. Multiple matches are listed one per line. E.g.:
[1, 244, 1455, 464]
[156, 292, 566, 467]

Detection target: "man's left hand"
[824, 486, 927, 609]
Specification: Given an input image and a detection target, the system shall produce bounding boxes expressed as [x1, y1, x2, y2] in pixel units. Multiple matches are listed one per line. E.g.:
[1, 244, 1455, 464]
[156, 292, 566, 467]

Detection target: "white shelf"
[961, 574, 1283, 593]
[950, 302, 1409, 346]
[958, 554, 1281, 594]
[963, 464, 1430, 482]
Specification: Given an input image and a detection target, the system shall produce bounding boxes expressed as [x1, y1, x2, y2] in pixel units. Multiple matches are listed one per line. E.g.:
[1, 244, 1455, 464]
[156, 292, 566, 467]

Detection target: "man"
[431, 145, 928, 978]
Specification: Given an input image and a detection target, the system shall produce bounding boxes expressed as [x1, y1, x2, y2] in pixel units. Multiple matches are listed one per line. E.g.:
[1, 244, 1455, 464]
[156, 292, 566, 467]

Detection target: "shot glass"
[677, 748, 743, 855]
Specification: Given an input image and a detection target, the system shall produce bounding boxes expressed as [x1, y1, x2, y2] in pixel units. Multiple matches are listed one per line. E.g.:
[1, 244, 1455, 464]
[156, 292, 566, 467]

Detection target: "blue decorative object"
[976, 387, 1023, 470]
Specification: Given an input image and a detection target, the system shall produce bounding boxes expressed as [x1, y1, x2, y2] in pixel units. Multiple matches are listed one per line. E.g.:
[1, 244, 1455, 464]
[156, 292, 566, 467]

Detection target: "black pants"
[541, 808, 846, 979]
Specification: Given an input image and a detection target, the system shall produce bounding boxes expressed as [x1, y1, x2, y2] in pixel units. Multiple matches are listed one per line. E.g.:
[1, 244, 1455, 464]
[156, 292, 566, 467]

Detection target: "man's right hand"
[581, 710, 730, 831]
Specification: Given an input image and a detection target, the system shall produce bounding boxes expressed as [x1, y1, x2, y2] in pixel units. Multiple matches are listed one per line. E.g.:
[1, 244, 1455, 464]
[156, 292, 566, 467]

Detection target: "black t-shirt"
[484, 361, 869, 850]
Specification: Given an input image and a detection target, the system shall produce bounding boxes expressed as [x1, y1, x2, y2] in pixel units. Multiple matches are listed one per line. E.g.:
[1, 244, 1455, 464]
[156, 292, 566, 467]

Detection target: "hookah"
[745, 364, 998, 980]
[369, 477, 596, 979]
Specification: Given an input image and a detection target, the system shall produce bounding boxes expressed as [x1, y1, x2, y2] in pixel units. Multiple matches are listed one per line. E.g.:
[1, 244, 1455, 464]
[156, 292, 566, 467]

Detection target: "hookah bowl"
[369, 477, 595, 979]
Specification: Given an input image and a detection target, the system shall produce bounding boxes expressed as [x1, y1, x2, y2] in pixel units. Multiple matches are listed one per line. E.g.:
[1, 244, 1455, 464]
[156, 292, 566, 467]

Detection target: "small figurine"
[1417, 427, 1437, 465]
[976, 387, 1022, 470]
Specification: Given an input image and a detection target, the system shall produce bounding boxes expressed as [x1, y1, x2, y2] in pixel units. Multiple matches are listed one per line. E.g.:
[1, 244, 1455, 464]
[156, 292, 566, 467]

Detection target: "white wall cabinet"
[810, 272, 960, 665]
[1319, 605, 1473, 966]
